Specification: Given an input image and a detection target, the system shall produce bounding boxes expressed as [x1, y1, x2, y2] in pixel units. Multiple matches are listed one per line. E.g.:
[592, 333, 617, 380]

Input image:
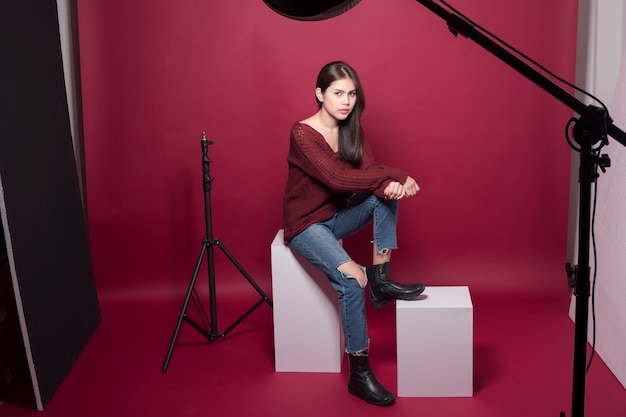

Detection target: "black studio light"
[263, 0, 361, 20]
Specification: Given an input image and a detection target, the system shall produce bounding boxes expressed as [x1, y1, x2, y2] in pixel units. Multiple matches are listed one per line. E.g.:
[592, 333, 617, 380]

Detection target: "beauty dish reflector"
[263, 0, 362, 21]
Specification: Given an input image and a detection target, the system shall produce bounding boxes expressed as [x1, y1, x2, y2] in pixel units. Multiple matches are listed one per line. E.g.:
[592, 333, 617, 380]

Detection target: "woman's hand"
[403, 176, 420, 197]
[384, 181, 406, 200]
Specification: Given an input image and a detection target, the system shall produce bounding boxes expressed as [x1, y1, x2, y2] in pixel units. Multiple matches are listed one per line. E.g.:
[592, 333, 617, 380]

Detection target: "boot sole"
[348, 387, 396, 406]
[370, 287, 425, 309]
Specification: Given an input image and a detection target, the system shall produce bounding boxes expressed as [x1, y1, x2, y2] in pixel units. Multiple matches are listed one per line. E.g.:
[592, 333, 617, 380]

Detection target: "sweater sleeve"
[288, 123, 407, 194]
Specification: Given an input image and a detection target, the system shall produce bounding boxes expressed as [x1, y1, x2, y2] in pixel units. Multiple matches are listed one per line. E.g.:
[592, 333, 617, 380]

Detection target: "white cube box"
[271, 229, 344, 372]
[396, 286, 473, 397]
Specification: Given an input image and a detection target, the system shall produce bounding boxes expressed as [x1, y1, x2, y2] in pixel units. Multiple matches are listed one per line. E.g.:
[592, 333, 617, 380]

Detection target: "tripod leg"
[162, 243, 209, 372]
[216, 240, 273, 307]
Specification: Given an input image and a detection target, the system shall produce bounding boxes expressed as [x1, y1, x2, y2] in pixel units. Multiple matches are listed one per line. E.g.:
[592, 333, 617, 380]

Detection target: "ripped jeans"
[288, 193, 399, 353]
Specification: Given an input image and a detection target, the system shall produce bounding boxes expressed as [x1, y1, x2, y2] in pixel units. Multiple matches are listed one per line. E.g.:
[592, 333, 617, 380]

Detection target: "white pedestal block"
[396, 286, 473, 397]
[271, 229, 344, 372]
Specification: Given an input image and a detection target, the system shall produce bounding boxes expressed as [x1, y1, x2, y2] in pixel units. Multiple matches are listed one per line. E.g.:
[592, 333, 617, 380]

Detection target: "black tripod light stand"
[162, 132, 273, 372]
[413, 2, 626, 416]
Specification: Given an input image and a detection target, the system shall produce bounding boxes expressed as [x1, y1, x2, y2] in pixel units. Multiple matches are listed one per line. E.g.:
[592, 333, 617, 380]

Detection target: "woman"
[283, 61, 424, 406]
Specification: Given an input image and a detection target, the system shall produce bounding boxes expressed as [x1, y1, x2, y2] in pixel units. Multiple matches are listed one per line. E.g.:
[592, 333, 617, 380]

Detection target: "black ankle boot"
[348, 352, 395, 406]
[366, 262, 425, 308]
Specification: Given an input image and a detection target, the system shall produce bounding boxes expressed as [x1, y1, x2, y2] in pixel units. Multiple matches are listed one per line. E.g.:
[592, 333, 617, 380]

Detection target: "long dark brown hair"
[315, 61, 365, 165]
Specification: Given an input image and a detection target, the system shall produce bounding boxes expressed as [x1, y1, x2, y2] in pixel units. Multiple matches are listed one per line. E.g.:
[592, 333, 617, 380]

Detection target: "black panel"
[0, 0, 101, 410]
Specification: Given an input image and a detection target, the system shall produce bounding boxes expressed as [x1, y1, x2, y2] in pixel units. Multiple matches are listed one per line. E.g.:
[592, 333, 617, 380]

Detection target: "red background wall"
[76, 0, 577, 300]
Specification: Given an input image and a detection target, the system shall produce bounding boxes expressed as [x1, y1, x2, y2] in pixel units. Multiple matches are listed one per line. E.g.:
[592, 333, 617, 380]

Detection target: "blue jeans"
[288, 193, 399, 353]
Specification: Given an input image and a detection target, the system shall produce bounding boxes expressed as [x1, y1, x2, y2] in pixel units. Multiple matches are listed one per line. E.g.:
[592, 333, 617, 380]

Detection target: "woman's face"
[317, 77, 357, 121]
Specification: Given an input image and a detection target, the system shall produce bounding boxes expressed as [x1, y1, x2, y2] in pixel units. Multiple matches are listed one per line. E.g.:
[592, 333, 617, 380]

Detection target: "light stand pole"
[413, 1, 626, 416]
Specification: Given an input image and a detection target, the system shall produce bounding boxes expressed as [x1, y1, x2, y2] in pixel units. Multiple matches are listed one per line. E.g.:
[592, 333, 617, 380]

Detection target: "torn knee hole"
[337, 269, 368, 289]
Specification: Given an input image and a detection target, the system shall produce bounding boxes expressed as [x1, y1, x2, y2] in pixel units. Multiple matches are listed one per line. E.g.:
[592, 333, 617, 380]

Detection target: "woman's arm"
[289, 124, 407, 194]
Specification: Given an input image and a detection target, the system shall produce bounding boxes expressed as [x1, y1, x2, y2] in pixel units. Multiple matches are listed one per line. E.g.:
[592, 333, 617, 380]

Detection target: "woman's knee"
[337, 261, 367, 288]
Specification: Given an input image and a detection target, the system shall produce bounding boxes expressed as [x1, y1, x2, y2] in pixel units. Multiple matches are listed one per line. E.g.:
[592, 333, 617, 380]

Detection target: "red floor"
[1, 281, 625, 417]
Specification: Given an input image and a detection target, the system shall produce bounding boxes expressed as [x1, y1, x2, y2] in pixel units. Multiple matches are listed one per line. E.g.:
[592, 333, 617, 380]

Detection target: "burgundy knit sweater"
[283, 122, 408, 242]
